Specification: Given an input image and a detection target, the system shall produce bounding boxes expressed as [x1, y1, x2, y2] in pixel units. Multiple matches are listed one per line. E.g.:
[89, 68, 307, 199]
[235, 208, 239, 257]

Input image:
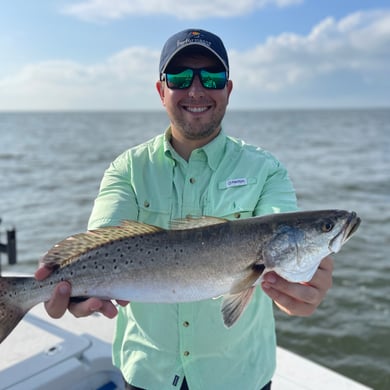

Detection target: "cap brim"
[160, 43, 229, 75]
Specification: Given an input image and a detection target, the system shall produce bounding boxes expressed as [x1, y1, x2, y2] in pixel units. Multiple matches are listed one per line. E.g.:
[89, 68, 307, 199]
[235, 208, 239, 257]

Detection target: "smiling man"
[156, 33, 233, 160]
[36, 29, 334, 390]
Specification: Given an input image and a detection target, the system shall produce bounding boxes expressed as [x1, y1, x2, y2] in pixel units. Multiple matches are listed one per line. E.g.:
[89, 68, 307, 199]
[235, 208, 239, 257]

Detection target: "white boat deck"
[0, 304, 372, 390]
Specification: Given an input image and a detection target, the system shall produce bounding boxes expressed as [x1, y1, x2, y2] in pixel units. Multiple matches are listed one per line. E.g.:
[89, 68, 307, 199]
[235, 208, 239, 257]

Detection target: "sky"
[0, 0, 389, 111]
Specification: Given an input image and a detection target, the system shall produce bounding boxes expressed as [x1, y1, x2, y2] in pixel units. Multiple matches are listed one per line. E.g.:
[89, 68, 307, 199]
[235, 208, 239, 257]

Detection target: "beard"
[174, 119, 220, 140]
[171, 106, 226, 141]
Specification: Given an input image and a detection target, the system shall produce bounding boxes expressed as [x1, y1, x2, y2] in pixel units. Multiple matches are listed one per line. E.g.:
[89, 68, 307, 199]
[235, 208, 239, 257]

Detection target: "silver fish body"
[0, 209, 360, 343]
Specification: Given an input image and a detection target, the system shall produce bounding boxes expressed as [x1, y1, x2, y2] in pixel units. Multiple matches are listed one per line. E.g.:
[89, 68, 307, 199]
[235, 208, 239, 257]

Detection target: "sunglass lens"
[200, 70, 227, 89]
[166, 69, 194, 89]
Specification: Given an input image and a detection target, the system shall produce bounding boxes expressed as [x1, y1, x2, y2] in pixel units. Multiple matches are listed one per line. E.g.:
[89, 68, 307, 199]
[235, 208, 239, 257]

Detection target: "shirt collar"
[163, 127, 227, 171]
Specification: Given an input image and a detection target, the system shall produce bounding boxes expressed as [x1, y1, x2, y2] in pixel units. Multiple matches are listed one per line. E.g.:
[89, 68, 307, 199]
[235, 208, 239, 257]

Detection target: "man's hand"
[261, 256, 334, 316]
[34, 265, 128, 319]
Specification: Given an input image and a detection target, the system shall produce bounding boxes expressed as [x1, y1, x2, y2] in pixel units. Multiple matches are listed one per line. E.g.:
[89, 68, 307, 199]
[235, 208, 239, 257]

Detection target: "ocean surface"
[0, 109, 389, 389]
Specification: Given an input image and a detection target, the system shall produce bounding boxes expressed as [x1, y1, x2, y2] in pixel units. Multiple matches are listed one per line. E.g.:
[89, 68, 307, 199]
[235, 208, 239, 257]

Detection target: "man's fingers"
[116, 300, 130, 307]
[311, 256, 334, 291]
[263, 273, 319, 304]
[68, 298, 119, 319]
[44, 281, 72, 319]
[34, 265, 53, 281]
[261, 259, 334, 317]
[262, 282, 316, 316]
[35, 263, 123, 320]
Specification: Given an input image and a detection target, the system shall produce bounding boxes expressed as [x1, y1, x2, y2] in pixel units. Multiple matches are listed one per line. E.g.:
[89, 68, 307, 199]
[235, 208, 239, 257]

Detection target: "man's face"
[156, 54, 233, 145]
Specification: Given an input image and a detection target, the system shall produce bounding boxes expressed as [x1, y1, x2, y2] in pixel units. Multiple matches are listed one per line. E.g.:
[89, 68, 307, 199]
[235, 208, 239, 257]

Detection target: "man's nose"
[188, 75, 205, 97]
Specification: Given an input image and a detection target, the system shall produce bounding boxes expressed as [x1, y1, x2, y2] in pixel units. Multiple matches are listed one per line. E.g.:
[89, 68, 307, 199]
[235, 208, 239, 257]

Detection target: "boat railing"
[0, 218, 17, 273]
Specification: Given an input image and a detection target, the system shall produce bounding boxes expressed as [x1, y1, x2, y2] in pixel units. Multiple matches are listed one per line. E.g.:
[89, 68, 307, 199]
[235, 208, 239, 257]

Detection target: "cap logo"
[176, 30, 212, 48]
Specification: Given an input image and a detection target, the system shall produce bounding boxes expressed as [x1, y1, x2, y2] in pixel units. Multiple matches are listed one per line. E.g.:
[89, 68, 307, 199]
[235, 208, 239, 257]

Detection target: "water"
[0, 109, 389, 389]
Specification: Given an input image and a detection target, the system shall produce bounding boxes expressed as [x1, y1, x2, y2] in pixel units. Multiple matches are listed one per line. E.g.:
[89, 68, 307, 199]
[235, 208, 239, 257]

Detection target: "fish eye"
[320, 220, 334, 233]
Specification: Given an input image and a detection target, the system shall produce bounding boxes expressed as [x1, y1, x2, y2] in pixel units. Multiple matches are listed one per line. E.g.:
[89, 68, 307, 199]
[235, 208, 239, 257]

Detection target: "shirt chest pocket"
[137, 199, 172, 227]
[206, 177, 260, 220]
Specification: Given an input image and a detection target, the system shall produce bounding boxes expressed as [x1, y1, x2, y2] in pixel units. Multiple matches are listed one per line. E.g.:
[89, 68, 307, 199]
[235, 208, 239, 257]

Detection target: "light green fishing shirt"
[88, 129, 297, 390]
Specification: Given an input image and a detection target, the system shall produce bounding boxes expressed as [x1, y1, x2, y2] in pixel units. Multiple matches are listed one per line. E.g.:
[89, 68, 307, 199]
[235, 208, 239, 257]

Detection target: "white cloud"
[0, 10, 389, 110]
[0, 48, 161, 110]
[229, 10, 390, 94]
[61, 0, 303, 22]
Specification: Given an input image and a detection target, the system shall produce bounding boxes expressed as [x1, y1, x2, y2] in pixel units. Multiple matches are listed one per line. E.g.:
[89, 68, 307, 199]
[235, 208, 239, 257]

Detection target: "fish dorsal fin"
[42, 220, 163, 269]
[170, 216, 228, 230]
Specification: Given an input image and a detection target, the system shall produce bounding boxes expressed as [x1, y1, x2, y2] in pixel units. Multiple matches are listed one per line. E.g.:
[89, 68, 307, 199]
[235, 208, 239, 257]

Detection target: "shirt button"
[183, 351, 190, 357]
[183, 321, 190, 327]
[144, 200, 150, 208]
[234, 212, 241, 219]
[189, 177, 196, 184]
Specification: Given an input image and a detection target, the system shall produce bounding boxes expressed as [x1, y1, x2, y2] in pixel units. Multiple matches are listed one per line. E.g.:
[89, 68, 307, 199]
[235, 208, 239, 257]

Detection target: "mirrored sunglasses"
[163, 68, 227, 90]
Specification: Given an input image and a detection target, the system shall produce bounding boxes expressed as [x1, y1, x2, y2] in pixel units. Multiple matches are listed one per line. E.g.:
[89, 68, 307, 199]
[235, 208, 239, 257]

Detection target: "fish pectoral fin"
[229, 265, 265, 295]
[221, 266, 264, 327]
[221, 287, 256, 328]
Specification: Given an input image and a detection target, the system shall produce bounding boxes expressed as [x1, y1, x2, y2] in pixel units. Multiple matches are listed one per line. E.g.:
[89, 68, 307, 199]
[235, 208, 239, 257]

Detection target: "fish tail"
[0, 276, 31, 343]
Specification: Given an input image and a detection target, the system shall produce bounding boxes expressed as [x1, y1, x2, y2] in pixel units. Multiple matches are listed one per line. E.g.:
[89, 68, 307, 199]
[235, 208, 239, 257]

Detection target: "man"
[36, 29, 333, 389]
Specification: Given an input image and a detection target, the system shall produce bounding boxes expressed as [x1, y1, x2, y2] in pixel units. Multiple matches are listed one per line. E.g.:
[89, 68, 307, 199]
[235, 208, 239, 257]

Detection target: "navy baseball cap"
[159, 29, 229, 77]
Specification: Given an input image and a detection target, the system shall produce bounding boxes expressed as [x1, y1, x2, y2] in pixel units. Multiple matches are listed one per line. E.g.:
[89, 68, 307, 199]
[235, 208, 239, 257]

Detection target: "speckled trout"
[0, 209, 360, 343]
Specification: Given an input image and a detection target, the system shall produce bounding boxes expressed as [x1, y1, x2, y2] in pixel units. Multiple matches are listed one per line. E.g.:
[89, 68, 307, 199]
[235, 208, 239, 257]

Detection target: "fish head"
[260, 210, 361, 283]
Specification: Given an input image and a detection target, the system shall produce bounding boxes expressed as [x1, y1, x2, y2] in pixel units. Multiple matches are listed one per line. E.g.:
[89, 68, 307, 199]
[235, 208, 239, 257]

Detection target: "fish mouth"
[329, 211, 361, 253]
[344, 212, 361, 240]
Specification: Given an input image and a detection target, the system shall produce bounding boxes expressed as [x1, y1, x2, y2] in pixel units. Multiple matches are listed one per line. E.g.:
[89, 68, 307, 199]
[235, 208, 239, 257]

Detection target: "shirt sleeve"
[87, 152, 138, 230]
[253, 156, 298, 216]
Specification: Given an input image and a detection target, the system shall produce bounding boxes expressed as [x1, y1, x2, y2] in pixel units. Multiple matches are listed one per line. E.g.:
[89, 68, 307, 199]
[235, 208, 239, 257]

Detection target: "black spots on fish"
[0, 303, 7, 319]
[169, 247, 185, 267]
[112, 258, 118, 271]
[5, 284, 20, 300]
[92, 259, 106, 271]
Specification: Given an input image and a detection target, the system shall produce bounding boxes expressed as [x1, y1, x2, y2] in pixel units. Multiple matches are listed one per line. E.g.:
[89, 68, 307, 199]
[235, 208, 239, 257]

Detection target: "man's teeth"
[186, 106, 208, 113]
